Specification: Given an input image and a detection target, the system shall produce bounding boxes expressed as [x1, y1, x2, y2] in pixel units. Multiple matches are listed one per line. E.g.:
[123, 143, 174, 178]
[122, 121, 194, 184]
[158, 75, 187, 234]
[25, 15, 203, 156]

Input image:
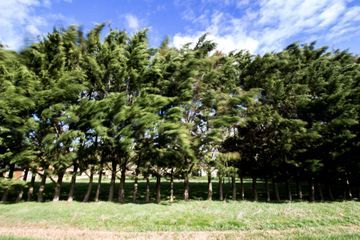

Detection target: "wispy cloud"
[0, 0, 45, 49]
[173, 11, 259, 53]
[0, 0, 75, 50]
[173, 0, 360, 53]
[125, 14, 140, 32]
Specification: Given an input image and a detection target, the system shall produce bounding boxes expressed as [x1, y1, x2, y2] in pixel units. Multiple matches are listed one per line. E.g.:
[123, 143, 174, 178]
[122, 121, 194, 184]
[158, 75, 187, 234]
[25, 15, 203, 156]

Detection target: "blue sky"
[0, 0, 359, 54]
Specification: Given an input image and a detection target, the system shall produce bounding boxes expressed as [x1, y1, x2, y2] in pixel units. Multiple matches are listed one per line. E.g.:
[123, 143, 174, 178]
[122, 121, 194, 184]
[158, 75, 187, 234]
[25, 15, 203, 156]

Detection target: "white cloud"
[327, 6, 360, 41]
[0, 0, 75, 50]
[0, 0, 47, 50]
[125, 14, 140, 31]
[173, 12, 259, 53]
[173, 0, 360, 54]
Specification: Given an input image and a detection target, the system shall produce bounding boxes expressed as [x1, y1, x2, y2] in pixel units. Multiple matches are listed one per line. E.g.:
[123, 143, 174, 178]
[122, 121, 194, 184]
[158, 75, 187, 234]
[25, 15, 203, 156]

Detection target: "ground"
[0, 201, 359, 239]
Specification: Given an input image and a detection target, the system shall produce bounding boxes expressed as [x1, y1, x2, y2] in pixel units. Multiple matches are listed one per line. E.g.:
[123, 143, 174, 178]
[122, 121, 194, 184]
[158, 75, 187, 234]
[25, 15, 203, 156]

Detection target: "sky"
[0, 0, 359, 54]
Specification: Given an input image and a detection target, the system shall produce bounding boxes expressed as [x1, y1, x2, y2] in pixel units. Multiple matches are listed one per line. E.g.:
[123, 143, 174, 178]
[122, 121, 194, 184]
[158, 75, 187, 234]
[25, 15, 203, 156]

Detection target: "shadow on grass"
[1, 177, 359, 204]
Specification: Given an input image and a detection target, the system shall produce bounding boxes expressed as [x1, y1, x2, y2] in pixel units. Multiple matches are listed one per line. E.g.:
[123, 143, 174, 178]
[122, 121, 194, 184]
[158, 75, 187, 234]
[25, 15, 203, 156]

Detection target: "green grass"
[0, 201, 360, 239]
[0, 201, 359, 231]
[1, 178, 360, 239]
[0, 237, 36, 240]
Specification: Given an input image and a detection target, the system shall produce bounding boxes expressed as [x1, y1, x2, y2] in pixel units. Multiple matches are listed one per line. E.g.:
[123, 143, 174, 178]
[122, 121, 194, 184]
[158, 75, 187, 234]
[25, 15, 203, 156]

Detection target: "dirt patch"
[0, 224, 359, 240]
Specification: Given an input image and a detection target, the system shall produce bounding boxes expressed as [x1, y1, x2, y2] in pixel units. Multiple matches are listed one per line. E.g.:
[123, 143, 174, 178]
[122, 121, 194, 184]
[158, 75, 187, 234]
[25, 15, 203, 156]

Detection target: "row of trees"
[0, 25, 359, 203]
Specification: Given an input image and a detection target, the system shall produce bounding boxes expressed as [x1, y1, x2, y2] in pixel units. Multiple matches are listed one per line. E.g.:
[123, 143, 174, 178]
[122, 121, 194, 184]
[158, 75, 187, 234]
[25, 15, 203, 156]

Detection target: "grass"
[0, 238, 35, 240]
[0, 200, 360, 239]
[1, 178, 360, 239]
[1, 200, 359, 231]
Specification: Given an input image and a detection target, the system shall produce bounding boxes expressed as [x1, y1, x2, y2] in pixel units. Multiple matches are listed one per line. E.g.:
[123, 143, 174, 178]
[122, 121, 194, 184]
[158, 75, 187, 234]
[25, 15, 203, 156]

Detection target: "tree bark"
[170, 169, 174, 202]
[108, 160, 117, 202]
[318, 183, 324, 202]
[184, 174, 190, 201]
[83, 167, 94, 202]
[133, 168, 139, 203]
[23, 168, 29, 181]
[37, 172, 47, 202]
[8, 164, 15, 179]
[67, 162, 78, 202]
[272, 178, 280, 201]
[145, 176, 150, 203]
[252, 176, 258, 201]
[286, 179, 292, 202]
[156, 175, 161, 203]
[118, 166, 126, 203]
[95, 163, 103, 202]
[309, 178, 315, 202]
[1, 189, 9, 203]
[327, 184, 334, 201]
[207, 170, 212, 200]
[27, 172, 36, 201]
[218, 175, 223, 201]
[1, 190, 8, 203]
[1, 164, 15, 202]
[240, 173, 244, 200]
[296, 178, 303, 200]
[16, 168, 29, 202]
[345, 174, 352, 199]
[53, 171, 64, 201]
[231, 175, 236, 201]
[265, 177, 270, 202]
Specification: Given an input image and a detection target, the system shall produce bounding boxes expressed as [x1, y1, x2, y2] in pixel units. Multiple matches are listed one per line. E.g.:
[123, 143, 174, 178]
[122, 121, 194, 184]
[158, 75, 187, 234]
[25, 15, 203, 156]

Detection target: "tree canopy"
[0, 25, 359, 203]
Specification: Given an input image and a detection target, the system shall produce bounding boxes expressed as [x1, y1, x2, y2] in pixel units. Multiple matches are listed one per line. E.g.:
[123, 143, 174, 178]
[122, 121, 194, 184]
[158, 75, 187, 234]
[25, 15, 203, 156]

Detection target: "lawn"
[0, 200, 359, 239]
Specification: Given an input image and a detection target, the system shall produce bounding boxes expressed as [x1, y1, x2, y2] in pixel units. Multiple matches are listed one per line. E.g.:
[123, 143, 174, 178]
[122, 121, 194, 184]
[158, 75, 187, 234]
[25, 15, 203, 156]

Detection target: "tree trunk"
[218, 175, 223, 201]
[108, 160, 117, 202]
[273, 178, 280, 201]
[16, 168, 29, 203]
[327, 184, 334, 201]
[265, 177, 270, 202]
[1, 188, 9, 203]
[95, 163, 103, 202]
[67, 162, 78, 202]
[156, 175, 161, 203]
[83, 167, 94, 202]
[231, 175, 236, 201]
[53, 171, 64, 201]
[0, 163, 3, 178]
[133, 168, 139, 203]
[207, 170, 212, 200]
[296, 178, 303, 200]
[1, 164, 15, 202]
[145, 176, 150, 203]
[8, 164, 15, 179]
[252, 176, 258, 201]
[286, 179, 292, 202]
[170, 169, 174, 202]
[345, 174, 352, 200]
[118, 166, 126, 203]
[37, 172, 47, 202]
[318, 183, 324, 202]
[1, 189, 8, 203]
[184, 174, 189, 201]
[309, 178, 315, 202]
[23, 168, 29, 181]
[240, 173, 244, 200]
[27, 173, 36, 201]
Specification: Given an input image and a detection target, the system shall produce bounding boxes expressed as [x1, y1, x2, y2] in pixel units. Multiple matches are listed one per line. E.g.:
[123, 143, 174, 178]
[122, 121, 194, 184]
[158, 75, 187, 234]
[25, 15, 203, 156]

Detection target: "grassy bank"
[0, 201, 360, 239]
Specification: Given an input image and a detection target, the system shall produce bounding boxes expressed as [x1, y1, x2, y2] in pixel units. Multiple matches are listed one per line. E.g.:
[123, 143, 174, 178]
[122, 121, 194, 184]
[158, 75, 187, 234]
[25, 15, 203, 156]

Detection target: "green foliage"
[0, 26, 359, 202]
